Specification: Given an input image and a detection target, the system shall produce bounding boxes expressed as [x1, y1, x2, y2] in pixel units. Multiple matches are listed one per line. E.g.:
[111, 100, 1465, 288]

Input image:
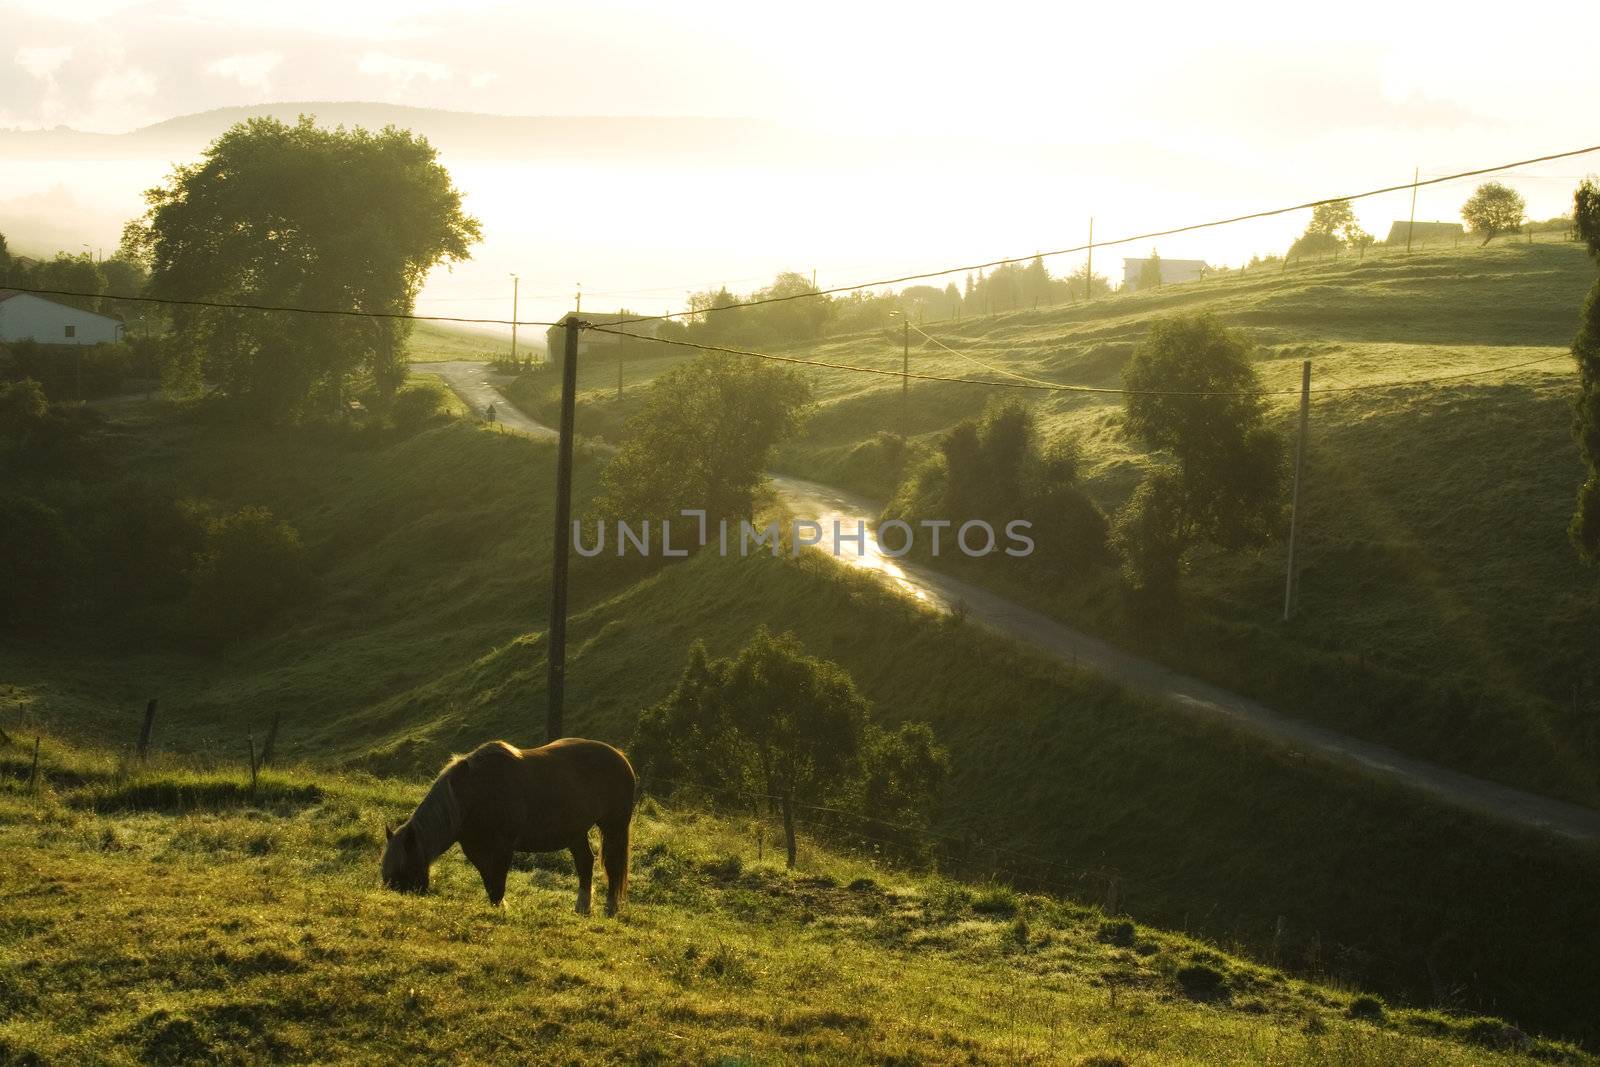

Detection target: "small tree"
[636, 630, 946, 868]
[1569, 178, 1600, 562]
[1138, 250, 1163, 291]
[1461, 182, 1526, 245]
[1290, 199, 1369, 259]
[600, 350, 811, 525]
[1117, 314, 1285, 600]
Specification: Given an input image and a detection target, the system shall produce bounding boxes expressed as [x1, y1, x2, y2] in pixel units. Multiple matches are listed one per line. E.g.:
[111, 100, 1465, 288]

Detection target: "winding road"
[426, 359, 1600, 845]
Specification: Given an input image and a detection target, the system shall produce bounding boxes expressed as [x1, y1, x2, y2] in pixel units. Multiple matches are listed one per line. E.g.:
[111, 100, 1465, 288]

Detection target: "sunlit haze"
[4, 0, 1598, 332]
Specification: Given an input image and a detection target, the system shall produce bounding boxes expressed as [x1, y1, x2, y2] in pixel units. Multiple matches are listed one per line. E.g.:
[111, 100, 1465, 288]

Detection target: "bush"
[0, 495, 75, 627]
[391, 382, 448, 435]
[885, 399, 1109, 575]
[90, 485, 206, 606]
[188, 506, 314, 641]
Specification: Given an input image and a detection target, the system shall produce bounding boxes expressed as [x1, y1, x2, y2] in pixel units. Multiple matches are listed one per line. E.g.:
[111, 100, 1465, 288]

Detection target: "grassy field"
[5, 407, 1600, 1044]
[499, 240, 1600, 805]
[0, 735, 1586, 1066]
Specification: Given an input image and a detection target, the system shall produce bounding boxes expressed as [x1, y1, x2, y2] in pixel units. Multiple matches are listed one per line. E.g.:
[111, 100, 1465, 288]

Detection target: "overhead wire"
[601, 142, 1600, 328]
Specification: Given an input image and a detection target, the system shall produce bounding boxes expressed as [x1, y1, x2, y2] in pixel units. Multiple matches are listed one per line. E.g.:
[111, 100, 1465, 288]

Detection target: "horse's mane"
[407, 759, 467, 864]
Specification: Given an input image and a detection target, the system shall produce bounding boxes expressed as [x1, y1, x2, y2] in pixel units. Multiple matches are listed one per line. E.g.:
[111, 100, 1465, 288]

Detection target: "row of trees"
[0, 236, 152, 324]
[675, 256, 1112, 349]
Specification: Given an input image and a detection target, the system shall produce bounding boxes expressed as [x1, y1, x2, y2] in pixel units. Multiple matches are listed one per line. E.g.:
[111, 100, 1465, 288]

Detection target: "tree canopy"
[1290, 199, 1372, 258]
[599, 350, 812, 525]
[122, 116, 480, 419]
[1461, 182, 1526, 245]
[1569, 178, 1600, 562]
[1116, 314, 1285, 599]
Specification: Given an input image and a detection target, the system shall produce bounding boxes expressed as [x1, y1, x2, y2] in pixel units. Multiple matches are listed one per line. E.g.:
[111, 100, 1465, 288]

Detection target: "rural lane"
[425, 360, 1600, 845]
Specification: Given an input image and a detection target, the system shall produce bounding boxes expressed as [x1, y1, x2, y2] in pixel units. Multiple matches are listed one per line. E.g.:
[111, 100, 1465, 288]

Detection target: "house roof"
[0, 289, 125, 322]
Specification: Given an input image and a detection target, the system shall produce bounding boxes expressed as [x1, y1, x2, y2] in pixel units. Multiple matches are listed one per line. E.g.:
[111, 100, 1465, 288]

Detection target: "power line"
[1, 285, 561, 328]
[581, 324, 1571, 397]
[905, 320, 1061, 389]
[605, 142, 1600, 328]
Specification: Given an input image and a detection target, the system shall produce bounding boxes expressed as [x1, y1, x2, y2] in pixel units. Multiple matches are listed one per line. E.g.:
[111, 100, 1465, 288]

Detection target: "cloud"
[206, 51, 283, 94]
[15, 45, 75, 79]
[358, 52, 452, 87]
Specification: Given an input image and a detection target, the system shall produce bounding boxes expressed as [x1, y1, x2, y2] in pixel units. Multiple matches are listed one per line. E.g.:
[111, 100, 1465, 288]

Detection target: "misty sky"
[5, 0, 1599, 327]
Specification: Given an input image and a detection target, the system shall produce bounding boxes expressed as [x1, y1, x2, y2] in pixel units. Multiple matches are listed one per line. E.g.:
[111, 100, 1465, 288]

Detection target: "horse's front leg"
[568, 835, 594, 916]
[462, 838, 511, 907]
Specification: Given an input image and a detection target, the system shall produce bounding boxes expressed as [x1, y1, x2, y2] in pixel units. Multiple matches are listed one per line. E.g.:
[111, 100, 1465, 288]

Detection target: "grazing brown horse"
[381, 738, 636, 915]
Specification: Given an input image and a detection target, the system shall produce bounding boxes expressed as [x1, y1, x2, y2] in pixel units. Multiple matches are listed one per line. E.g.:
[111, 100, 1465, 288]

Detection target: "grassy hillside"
[501, 240, 1600, 805]
[5, 405, 1600, 1043]
[404, 319, 512, 363]
[0, 736, 1586, 1066]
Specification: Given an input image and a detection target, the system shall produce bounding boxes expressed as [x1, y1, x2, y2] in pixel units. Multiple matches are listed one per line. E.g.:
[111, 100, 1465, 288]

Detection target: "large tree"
[1570, 178, 1600, 562]
[599, 350, 811, 524]
[1116, 314, 1285, 598]
[1461, 182, 1526, 245]
[122, 116, 479, 418]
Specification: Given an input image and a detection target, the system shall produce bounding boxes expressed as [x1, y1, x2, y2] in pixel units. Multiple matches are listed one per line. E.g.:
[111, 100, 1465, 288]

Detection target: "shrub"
[188, 506, 314, 641]
[0, 495, 75, 627]
[90, 485, 206, 606]
[391, 382, 448, 435]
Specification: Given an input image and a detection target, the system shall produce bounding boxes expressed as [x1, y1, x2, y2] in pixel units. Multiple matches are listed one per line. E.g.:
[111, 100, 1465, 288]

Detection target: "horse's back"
[459, 738, 635, 834]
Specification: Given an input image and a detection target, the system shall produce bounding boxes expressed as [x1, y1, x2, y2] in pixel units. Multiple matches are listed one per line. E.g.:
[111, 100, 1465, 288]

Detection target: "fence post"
[136, 699, 157, 759]
[248, 735, 258, 795]
[29, 736, 41, 792]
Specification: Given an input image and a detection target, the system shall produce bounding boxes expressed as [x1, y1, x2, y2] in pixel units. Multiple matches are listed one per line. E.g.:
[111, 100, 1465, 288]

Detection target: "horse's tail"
[601, 811, 631, 912]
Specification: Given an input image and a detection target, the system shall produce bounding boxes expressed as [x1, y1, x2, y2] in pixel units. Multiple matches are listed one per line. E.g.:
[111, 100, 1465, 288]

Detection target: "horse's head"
[380, 821, 431, 894]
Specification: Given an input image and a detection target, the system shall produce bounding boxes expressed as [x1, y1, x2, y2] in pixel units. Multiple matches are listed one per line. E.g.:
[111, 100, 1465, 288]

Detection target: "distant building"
[0, 289, 124, 345]
[1122, 257, 1207, 290]
[545, 312, 662, 372]
[1385, 221, 1465, 245]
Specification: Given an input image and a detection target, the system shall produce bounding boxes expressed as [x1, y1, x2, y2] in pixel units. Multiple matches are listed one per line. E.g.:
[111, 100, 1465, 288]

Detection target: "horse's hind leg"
[568, 835, 594, 916]
[600, 815, 630, 917]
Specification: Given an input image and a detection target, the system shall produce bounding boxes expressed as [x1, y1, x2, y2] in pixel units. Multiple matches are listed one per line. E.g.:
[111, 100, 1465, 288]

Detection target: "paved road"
[427, 359, 1600, 845]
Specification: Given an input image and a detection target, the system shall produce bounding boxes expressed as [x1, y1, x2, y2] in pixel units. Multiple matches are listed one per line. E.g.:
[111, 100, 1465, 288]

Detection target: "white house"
[1122, 257, 1208, 291]
[0, 290, 125, 345]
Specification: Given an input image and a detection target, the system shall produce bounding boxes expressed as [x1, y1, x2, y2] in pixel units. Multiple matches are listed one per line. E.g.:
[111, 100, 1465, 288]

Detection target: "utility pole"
[547, 317, 581, 742]
[1282, 360, 1311, 622]
[902, 320, 910, 435]
[1405, 167, 1419, 253]
[1085, 217, 1094, 303]
[509, 274, 519, 364]
[575, 284, 582, 313]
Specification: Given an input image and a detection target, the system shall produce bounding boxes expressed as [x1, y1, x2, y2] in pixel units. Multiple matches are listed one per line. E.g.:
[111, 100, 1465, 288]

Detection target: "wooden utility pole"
[547, 317, 582, 742]
[1405, 167, 1419, 253]
[509, 274, 519, 364]
[901, 321, 910, 434]
[1282, 360, 1311, 622]
[1085, 217, 1094, 303]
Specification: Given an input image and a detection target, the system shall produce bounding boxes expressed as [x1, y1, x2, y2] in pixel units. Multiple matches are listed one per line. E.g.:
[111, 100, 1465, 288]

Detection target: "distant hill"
[0, 102, 781, 162]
